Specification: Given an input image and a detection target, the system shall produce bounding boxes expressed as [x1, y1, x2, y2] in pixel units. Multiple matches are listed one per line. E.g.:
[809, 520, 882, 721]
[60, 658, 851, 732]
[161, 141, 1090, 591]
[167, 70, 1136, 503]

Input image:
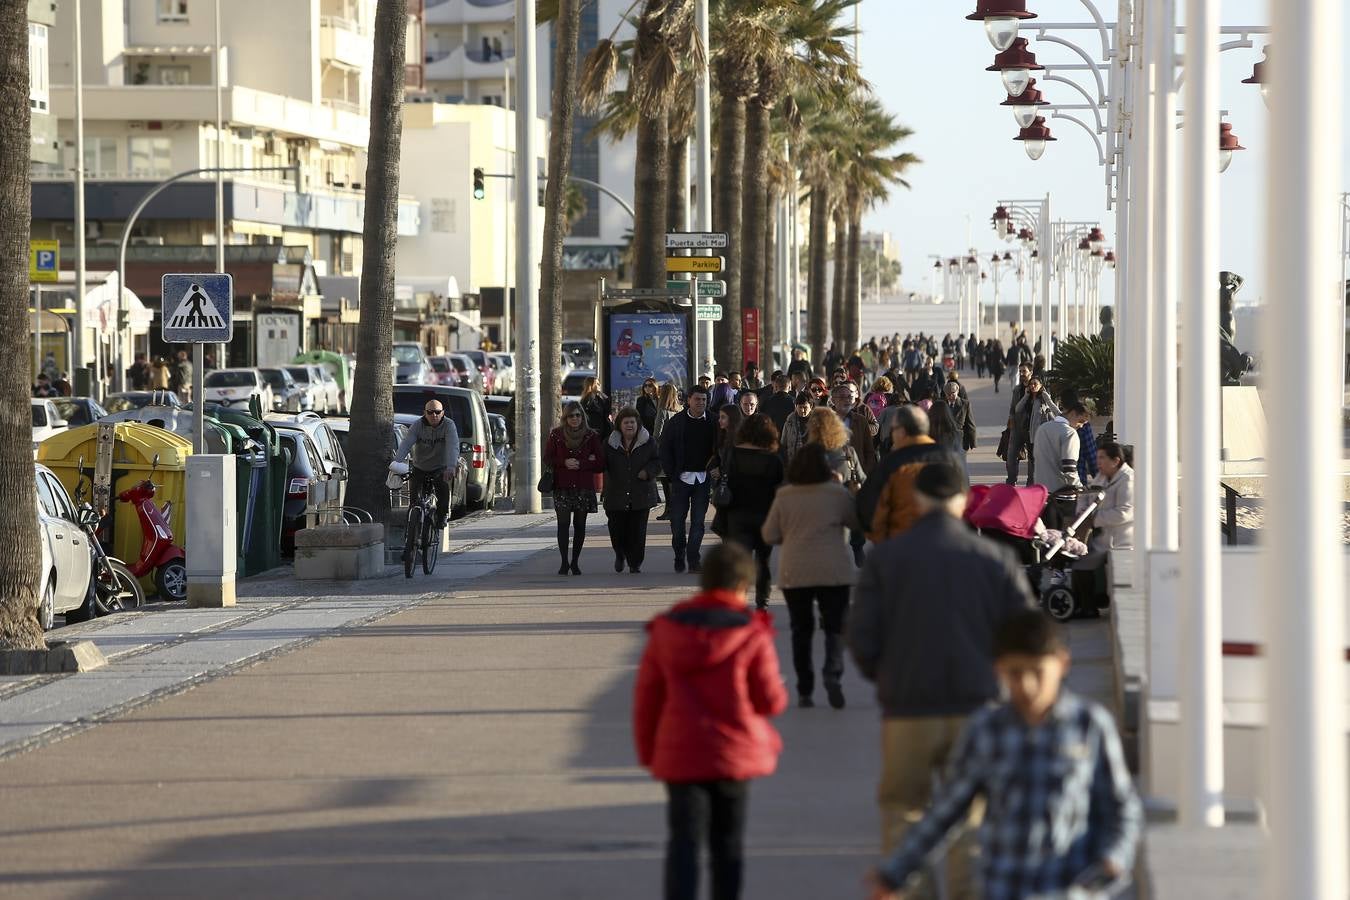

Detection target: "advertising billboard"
[604, 309, 690, 413]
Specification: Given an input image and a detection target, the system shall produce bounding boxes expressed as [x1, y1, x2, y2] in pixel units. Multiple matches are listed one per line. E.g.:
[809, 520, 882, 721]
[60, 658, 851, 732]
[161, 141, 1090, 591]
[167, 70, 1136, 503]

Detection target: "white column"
[694, 0, 714, 374]
[1131, 1, 1156, 571]
[1264, 0, 1347, 895]
[501, 61, 512, 354]
[1017, 261, 1025, 331]
[513, 0, 541, 513]
[992, 261, 1000, 341]
[1039, 196, 1052, 364]
[1149, 0, 1178, 550]
[72, 0, 86, 377]
[1178, 0, 1223, 829]
[1114, 37, 1135, 440]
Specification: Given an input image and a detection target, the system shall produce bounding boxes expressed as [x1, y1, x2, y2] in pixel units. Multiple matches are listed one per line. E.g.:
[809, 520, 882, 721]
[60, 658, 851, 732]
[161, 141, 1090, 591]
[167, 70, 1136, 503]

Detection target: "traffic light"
[472, 167, 485, 200]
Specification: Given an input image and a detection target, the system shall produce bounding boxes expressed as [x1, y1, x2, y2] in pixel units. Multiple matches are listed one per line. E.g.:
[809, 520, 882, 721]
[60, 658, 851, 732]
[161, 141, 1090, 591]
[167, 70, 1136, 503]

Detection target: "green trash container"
[207, 406, 287, 575]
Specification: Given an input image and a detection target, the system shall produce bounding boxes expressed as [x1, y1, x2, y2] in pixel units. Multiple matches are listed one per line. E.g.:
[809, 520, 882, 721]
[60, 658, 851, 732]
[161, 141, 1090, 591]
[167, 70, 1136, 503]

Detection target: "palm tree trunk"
[632, 107, 669, 288]
[844, 210, 862, 354]
[666, 132, 689, 232]
[0, 3, 44, 651]
[830, 203, 847, 354]
[345, 0, 408, 523]
[807, 186, 830, 367]
[539, 0, 582, 437]
[762, 184, 779, 366]
[713, 92, 746, 371]
[738, 98, 770, 367]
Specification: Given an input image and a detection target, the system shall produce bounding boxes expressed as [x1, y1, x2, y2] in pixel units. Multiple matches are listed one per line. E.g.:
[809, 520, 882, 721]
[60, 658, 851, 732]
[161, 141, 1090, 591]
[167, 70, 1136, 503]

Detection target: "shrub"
[1047, 335, 1114, 415]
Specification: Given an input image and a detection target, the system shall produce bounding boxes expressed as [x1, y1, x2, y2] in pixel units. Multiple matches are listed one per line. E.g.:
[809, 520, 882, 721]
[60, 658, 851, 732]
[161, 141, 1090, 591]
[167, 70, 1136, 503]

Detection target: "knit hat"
[914, 463, 965, 501]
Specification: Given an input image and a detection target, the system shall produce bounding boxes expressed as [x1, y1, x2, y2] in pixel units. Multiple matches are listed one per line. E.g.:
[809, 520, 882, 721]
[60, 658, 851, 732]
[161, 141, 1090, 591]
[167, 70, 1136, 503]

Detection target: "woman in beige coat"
[761, 442, 861, 710]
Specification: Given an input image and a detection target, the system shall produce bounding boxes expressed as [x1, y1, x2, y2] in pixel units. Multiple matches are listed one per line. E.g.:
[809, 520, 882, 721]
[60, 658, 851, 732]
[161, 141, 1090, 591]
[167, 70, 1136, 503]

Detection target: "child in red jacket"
[633, 542, 789, 900]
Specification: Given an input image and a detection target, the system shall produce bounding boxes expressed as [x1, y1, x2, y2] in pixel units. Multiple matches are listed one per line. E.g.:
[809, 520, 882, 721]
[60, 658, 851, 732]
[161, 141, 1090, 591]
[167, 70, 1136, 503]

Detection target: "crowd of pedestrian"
[535, 337, 1139, 899]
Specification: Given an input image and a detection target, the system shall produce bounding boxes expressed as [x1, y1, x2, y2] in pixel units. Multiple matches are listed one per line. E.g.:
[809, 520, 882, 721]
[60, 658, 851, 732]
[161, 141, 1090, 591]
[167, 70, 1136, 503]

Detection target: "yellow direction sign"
[666, 256, 724, 274]
[29, 240, 59, 283]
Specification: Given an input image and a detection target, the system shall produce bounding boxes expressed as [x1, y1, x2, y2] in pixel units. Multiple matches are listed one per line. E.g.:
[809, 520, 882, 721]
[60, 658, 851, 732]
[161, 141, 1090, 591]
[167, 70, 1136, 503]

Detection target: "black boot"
[823, 633, 846, 709]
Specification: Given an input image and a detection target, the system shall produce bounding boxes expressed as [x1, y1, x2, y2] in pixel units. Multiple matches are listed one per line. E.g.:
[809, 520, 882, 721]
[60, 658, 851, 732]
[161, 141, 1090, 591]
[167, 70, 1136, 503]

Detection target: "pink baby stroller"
[964, 483, 1105, 621]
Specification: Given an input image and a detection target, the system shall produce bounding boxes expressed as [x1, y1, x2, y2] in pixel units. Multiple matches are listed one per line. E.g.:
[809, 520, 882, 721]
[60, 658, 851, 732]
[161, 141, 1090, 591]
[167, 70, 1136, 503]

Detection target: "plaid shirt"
[879, 691, 1142, 900]
[1077, 422, 1099, 483]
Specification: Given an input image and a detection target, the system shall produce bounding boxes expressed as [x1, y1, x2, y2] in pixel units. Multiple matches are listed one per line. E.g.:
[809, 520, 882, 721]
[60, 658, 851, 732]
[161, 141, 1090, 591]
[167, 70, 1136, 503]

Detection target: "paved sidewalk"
[0, 377, 1121, 900]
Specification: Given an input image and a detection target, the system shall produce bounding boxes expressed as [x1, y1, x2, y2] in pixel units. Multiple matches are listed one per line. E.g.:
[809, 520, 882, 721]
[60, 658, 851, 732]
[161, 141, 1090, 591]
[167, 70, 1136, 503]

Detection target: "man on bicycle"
[392, 400, 460, 528]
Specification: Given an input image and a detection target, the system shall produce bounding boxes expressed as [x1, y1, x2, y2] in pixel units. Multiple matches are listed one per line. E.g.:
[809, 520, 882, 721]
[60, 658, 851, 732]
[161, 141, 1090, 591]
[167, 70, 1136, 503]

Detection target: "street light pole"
[1149, 0, 1178, 552]
[694, 0, 714, 375]
[208, 0, 224, 452]
[72, 0, 86, 382]
[1264, 1, 1347, 895]
[513, 0, 541, 514]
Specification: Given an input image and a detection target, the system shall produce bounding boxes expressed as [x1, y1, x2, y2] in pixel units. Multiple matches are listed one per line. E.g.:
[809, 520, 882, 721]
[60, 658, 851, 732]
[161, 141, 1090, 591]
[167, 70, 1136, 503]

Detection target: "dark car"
[51, 396, 108, 428]
[276, 429, 327, 556]
[259, 368, 304, 413]
[563, 339, 596, 371]
[483, 394, 514, 445]
[393, 342, 433, 385]
[486, 412, 512, 501]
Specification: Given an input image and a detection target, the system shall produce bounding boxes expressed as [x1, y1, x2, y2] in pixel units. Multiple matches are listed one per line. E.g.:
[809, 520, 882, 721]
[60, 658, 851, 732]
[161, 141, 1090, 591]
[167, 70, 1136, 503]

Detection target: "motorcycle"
[69, 459, 145, 619]
[116, 454, 188, 602]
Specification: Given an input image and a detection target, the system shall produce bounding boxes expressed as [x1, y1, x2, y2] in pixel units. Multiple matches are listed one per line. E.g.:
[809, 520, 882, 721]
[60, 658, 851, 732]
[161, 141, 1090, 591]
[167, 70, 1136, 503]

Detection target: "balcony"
[424, 44, 514, 82]
[425, 0, 513, 27]
[319, 16, 372, 70]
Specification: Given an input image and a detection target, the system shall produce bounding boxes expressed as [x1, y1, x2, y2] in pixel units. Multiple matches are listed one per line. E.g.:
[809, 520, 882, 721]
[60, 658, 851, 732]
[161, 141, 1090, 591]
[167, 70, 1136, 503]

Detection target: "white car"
[489, 353, 515, 394]
[31, 398, 69, 450]
[203, 368, 274, 411]
[285, 364, 341, 414]
[34, 463, 93, 630]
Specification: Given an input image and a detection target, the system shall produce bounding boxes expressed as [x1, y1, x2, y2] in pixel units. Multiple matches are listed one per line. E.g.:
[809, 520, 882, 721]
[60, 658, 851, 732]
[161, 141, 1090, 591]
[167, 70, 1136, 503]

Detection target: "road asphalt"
[0, 374, 1119, 900]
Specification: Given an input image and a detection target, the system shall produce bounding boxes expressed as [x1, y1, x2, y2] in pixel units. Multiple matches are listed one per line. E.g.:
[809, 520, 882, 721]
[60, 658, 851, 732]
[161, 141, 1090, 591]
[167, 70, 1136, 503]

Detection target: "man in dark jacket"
[759, 373, 795, 434]
[848, 464, 1033, 896]
[658, 385, 717, 573]
[786, 347, 813, 383]
[829, 382, 878, 473]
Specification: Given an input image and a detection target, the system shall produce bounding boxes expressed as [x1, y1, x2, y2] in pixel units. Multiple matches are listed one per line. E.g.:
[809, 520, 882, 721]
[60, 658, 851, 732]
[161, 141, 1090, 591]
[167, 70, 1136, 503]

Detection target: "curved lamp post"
[987, 38, 1045, 98]
[966, 0, 1039, 52]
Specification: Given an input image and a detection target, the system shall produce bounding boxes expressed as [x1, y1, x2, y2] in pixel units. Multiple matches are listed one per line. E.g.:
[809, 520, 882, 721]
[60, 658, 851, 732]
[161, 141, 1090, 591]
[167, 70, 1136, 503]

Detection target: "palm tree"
[538, 0, 584, 438]
[344, 0, 407, 524]
[711, 31, 755, 371]
[830, 201, 847, 353]
[0, 3, 44, 651]
[794, 90, 850, 366]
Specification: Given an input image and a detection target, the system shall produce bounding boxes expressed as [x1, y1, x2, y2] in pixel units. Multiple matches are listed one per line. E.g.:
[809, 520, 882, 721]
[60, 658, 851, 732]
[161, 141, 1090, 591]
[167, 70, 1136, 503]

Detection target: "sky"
[857, 0, 1350, 309]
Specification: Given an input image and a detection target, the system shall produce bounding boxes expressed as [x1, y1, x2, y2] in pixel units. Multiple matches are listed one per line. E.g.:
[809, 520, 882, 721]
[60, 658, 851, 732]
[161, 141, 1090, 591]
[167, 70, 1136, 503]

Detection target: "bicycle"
[388, 463, 445, 578]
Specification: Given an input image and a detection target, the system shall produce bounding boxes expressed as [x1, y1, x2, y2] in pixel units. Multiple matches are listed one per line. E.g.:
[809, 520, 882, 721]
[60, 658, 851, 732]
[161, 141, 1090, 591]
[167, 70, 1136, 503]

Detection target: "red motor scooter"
[118, 456, 187, 602]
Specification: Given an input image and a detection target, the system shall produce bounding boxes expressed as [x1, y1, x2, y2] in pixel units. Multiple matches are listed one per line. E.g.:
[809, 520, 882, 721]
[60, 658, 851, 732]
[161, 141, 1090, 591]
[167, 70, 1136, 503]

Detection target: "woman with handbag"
[805, 407, 864, 494]
[720, 414, 784, 609]
[603, 407, 661, 574]
[543, 401, 604, 575]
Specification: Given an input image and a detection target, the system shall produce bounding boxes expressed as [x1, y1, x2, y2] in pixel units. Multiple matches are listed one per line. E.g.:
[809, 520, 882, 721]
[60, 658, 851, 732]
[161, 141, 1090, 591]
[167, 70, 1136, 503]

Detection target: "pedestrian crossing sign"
[161, 273, 233, 343]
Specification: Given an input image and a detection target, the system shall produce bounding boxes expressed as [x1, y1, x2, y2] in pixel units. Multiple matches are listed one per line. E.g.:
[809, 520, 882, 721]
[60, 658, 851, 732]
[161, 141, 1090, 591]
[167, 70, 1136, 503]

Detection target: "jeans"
[782, 586, 850, 697]
[665, 780, 749, 900]
[725, 511, 771, 603]
[606, 507, 651, 569]
[668, 477, 710, 565]
[413, 466, 449, 521]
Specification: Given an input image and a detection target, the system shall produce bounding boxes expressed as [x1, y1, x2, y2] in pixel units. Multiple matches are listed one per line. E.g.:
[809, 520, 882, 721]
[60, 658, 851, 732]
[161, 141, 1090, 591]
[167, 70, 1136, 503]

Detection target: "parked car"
[104, 390, 183, 413]
[489, 352, 515, 394]
[560, 369, 595, 406]
[285, 364, 341, 414]
[203, 368, 274, 411]
[34, 463, 93, 630]
[392, 341, 433, 385]
[563, 339, 596, 371]
[446, 353, 484, 392]
[461, 349, 496, 394]
[31, 399, 69, 449]
[486, 412, 512, 502]
[259, 367, 304, 413]
[428, 355, 459, 387]
[392, 385, 493, 510]
[326, 414, 471, 516]
[268, 413, 349, 553]
[52, 396, 108, 429]
[483, 395, 514, 445]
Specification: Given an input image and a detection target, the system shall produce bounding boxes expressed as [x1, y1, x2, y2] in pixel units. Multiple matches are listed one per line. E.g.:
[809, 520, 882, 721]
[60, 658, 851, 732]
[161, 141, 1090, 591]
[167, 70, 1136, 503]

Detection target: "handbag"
[711, 473, 733, 508]
[537, 466, 554, 493]
[996, 427, 1011, 461]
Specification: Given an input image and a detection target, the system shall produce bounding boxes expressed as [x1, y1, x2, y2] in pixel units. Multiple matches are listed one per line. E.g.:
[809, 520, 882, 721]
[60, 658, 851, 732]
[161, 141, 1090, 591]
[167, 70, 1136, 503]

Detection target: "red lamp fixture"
[991, 205, 1015, 239]
[966, 0, 1038, 52]
[1013, 115, 1056, 160]
[1003, 251, 1013, 262]
[1001, 77, 1049, 128]
[1077, 237, 1092, 260]
[1104, 250, 1117, 269]
[933, 259, 943, 269]
[986, 38, 1044, 98]
[1219, 122, 1246, 174]
[1242, 47, 1270, 107]
[1017, 227, 1035, 246]
[964, 254, 980, 274]
[1087, 226, 1106, 252]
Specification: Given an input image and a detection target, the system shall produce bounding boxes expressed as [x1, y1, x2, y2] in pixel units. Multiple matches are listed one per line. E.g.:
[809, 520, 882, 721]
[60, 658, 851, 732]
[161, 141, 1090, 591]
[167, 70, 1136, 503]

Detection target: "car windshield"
[448, 357, 469, 372]
[429, 358, 450, 373]
[259, 370, 289, 389]
[31, 404, 46, 426]
[205, 371, 258, 388]
[393, 345, 424, 364]
[284, 366, 312, 383]
[463, 351, 487, 367]
[563, 341, 595, 365]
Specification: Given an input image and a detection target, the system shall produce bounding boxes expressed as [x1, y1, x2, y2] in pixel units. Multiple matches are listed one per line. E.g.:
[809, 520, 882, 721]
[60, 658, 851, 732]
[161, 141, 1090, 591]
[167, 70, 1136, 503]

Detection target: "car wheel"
[39, 578, 54, 632]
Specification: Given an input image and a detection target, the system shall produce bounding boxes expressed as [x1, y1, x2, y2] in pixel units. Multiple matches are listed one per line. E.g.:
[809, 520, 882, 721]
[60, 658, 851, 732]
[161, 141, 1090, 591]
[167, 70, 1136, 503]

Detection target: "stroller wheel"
[1043, 586, 1077, 622]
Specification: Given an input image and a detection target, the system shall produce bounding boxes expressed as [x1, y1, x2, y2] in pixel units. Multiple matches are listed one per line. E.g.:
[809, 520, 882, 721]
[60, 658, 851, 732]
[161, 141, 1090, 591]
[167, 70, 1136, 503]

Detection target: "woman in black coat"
[602, 407, 661, 573]
[722, 414, 785, 609]
[635, 378, 659, 435]
[987, 339, 1007, 392]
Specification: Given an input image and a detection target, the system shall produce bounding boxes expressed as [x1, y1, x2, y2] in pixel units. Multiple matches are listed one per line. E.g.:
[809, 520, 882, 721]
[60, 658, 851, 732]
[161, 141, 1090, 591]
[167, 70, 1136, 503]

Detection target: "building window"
[28, 23, 48, 113]
[79, 137, 118, 177]
[159, 65, 191, 86]
[157, 0, 189, 22]
[128, 136, 173, 177]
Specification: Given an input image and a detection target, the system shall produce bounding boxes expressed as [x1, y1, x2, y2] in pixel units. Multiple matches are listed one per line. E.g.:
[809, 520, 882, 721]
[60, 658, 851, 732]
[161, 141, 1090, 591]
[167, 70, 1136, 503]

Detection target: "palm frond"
[578, 38, 621, 113]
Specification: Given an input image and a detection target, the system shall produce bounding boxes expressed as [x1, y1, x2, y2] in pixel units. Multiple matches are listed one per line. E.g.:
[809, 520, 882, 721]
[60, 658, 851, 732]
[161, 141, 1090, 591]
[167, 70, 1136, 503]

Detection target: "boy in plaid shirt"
[868, 611, 1141, 900]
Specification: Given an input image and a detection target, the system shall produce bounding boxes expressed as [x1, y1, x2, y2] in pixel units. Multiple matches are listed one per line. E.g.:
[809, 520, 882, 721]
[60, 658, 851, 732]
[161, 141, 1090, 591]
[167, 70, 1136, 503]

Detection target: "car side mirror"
[78, 506, 99, 527]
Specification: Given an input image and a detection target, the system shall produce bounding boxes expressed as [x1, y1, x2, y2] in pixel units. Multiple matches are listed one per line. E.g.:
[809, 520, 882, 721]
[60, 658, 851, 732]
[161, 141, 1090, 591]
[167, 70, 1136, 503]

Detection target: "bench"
[294, 523, 385, 580]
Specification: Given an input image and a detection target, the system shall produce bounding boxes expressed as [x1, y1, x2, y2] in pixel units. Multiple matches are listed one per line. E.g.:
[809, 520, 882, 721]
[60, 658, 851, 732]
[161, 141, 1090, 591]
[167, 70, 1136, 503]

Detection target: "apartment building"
[29, 0, 58, 165]
[31, 0, 422, 365]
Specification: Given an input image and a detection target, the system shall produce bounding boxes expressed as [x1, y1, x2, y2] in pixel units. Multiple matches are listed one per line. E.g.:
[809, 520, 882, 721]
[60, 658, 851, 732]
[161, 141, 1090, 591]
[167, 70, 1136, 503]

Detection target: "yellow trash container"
[38, 423, 192, 571]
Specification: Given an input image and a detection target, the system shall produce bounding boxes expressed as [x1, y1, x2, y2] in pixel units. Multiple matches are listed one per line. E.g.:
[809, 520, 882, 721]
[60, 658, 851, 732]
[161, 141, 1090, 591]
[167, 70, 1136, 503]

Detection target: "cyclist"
[392, 400, 460, 528]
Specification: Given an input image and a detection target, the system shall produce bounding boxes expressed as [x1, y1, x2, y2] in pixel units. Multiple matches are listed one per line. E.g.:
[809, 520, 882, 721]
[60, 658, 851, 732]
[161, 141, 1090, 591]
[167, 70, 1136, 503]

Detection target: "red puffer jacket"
[633, 590, 787, 783]
[544, 428, 604, 490]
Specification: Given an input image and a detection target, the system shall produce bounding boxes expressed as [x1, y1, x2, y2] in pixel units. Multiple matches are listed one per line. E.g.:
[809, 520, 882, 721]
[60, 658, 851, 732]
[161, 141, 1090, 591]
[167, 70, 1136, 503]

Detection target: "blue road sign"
[161, 273, 233, 343]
